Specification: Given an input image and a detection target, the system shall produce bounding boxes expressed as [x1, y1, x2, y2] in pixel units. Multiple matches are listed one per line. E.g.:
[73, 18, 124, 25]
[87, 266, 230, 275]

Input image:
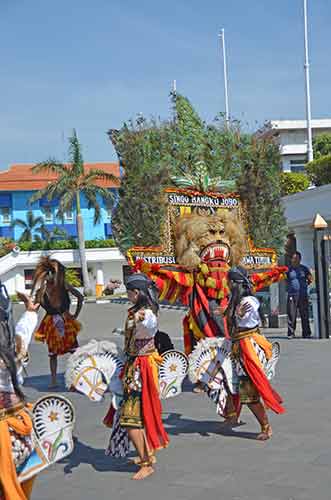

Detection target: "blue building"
[0, 163, 120, 242]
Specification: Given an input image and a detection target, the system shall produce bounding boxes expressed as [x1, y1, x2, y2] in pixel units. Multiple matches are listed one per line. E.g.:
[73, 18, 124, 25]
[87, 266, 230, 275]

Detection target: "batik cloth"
[105, 408, 130, 458]
[120, 358, 144, 428]
[35, 313, 81, 356]
[120, 352, 169, 452]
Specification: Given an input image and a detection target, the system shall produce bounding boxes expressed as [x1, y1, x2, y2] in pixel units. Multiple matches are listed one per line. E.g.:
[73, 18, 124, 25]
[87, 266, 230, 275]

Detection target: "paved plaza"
[16, 303, 330, 500]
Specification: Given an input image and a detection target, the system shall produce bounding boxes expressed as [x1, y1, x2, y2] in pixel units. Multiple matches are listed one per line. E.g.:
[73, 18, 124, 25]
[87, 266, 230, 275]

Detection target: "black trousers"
[287, 294, 312, 337]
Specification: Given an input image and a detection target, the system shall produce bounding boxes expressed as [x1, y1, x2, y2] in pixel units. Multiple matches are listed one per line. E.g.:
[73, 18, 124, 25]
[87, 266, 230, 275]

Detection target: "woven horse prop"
[188, 337, 281, 418]
[17, 395, 75, 483]
[65, 340, 188, 457]
[65, 340, 189, 403]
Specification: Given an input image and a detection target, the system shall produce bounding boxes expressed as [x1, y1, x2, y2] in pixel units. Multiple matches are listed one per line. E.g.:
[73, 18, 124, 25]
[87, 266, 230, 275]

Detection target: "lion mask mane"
[175, 211, 246, 269]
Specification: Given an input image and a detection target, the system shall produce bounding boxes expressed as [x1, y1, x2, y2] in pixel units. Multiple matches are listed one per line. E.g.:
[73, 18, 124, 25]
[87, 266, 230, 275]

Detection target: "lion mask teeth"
[200, 243, 230, 263]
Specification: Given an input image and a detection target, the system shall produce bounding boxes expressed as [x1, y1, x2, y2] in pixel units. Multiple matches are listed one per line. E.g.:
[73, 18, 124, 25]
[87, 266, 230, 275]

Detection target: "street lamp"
[312, 213, 330, 339]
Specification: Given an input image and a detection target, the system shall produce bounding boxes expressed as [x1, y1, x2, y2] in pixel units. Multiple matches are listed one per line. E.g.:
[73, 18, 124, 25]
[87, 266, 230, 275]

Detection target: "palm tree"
[29, 129, 119, 295]
[35, 225, 70, 250]
[11, 210, 45, 243]
[36, 225, 68, 243]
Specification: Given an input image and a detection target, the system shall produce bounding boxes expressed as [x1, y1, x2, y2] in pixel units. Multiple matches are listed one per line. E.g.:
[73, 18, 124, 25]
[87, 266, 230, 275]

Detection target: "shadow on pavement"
[61, 437, 135, 474]
[163, 412, 259, 440]
[62, 422, 258, 476]
[24, 372, 68, 393]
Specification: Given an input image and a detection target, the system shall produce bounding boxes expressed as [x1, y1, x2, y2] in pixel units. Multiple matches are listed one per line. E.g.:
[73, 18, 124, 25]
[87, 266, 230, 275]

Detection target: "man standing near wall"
[287, 251, 313, 338]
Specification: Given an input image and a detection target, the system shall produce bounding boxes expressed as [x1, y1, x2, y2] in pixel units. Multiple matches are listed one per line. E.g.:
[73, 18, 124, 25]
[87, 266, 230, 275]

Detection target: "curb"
[108, 297, 187, 311]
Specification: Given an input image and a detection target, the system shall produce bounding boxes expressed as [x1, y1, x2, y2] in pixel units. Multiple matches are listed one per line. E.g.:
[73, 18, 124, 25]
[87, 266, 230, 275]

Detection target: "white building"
[257, 119, 331, 173]
[0, 247, 127, 296]
[282, 183, 331, 269]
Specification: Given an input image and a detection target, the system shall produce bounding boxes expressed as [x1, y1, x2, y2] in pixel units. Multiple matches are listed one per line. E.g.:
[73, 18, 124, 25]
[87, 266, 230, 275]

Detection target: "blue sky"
[0, 0, 329, 168]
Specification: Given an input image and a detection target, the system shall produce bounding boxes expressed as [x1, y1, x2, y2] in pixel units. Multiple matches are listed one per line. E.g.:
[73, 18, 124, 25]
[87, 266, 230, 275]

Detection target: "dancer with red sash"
[120, 273, 169, 480]
[226, 267, 285, 440]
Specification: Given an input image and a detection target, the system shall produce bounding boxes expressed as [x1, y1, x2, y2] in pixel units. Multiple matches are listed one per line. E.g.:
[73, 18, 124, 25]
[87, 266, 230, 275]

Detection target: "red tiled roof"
[0, 162, 120, 191]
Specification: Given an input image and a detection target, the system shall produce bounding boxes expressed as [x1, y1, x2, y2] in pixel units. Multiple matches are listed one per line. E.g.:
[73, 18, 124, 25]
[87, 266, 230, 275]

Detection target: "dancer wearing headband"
[32, 257, 83, 388]
[120, 273, 169, 480]
[227, 267, 285, 440]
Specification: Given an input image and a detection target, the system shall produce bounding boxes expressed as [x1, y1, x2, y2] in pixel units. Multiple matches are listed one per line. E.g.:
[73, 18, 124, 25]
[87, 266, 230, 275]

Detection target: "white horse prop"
[188, 337, 280, 417]
[65, 340, 188, 457]
[17, 395, 75, 482]
[65, 340, 188, 403]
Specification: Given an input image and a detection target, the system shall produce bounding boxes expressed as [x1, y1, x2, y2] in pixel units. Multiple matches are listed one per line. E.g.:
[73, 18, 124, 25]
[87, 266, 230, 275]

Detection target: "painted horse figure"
[10, 395, 75, 489]
[65, 340, 188, 457]
[188, 337, 281, 419]
[0, 395, 74, 499]
[65, 340, 125, 403]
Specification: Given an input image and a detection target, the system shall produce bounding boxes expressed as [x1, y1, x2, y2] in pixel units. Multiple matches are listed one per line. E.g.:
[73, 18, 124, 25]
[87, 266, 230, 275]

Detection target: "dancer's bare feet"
[223, 415, 239, 426]
[48, 377, 58, 389]
[129, 455, 156, 465]
[192, 382, 205, 394]
[132, 464, 155, 480]
[257, 424, 272, 441]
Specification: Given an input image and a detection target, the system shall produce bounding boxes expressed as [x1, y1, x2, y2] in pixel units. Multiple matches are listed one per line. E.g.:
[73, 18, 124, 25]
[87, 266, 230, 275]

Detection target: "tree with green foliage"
[280, 171, 310, 196]
[237, 137, 287, 252]
[36, 225, 70, 249]
[11, 210, 45, 243]
[109, 118, 174, 252]
[313, 133, 331, 159]
[0, 238, 16, 257]
[109, 93, 287, 254]
[30, 130, 118, 294]
[65, 268, 82, 287]
[305, 154, 331, 186]
[37, 225, 68, 241]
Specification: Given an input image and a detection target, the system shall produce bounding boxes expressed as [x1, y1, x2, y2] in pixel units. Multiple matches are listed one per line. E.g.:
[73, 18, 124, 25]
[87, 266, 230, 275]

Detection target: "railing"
[0, 247, 125, 276]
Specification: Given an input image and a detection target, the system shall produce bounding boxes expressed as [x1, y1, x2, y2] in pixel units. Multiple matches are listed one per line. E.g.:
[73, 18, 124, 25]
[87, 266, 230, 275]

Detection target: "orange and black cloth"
[35, 314, 81, 356]
[232, 329, 285, 414]
[0, 404, 35, 500]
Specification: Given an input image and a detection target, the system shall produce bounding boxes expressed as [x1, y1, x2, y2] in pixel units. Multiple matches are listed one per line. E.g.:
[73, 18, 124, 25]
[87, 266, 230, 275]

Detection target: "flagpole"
[219, 29, 230, 128]
[171, 79, 177, 122]
[303, 0, 313, 162]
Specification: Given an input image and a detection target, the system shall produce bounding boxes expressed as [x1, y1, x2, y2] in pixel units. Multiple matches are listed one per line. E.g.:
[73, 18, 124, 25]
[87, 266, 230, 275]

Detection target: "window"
[24, 269, 34, 290]
[1, 207, 11, 224]
[106, 207, 112, 220]
[290, 159, 305, 173]
[64, 210, 73, 222]
[42, 206, 53, 223]
[105, 201, 113, 220]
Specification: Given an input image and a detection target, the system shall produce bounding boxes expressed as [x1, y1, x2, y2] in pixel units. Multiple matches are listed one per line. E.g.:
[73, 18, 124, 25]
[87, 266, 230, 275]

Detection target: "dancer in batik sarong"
[226, 267, 285, 440]
[0, 288, 39, 500]
[32, 257, 83, 388]
[120, 273, 169, 480]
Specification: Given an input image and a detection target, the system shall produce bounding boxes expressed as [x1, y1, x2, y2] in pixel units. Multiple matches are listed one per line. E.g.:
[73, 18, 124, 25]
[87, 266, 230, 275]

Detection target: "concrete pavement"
[16, 303, 331, 500]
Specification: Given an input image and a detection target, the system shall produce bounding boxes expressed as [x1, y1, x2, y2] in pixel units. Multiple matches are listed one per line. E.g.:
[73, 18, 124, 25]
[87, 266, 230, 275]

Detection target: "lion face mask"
[175, 211, 246, 269]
